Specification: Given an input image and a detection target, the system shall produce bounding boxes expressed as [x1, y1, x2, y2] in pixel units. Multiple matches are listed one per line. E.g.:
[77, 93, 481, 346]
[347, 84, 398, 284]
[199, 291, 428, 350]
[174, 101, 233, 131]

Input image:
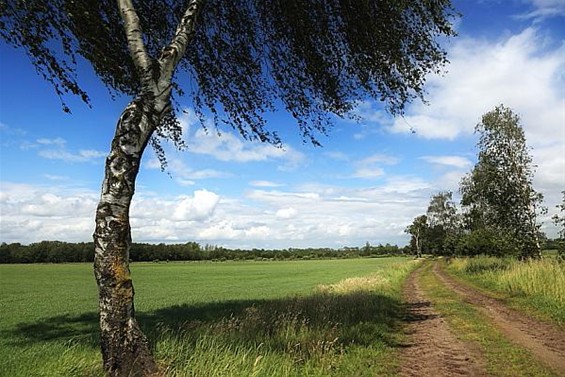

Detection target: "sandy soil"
[399, 265, 487, 377]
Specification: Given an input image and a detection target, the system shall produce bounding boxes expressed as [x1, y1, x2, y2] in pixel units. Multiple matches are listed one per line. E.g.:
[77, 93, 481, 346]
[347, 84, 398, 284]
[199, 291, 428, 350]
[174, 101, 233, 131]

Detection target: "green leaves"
[1, 0, 457, 145]
[460, 105, 544, 258]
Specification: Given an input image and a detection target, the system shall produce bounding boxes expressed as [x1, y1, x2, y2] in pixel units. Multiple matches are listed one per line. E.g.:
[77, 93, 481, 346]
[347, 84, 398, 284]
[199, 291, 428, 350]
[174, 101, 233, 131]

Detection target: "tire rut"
[433, 262, 565, 375]
[399, 265, 487, 377]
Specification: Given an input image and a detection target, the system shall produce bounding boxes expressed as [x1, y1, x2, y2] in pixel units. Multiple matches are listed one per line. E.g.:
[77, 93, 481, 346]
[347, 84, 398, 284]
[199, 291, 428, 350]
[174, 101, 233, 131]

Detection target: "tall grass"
[153, 261, 419, 376]
[447, 257, 565, 326]
[0, 258, 418, 376]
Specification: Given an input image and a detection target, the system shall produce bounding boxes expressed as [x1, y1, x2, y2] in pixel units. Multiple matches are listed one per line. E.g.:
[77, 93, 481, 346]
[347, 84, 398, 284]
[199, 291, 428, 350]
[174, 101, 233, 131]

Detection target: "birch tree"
[460, 105, 544, 259]
[426, 191, 459, 254]
[405, 215, 429, 258]
[1, 1, 458, 375]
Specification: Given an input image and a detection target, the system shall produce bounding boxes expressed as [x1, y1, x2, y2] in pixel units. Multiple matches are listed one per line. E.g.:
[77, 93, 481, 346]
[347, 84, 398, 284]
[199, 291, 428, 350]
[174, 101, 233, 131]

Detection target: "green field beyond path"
[0, 257, 414, 376]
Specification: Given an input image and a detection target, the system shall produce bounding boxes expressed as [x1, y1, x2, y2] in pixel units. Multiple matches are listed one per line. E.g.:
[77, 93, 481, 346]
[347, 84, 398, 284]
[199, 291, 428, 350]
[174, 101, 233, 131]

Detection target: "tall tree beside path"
[405, 215, 429, 258]
[426, 191, 459, 254]
[0, 1, 458, 375]
[460, 105, 544, 259]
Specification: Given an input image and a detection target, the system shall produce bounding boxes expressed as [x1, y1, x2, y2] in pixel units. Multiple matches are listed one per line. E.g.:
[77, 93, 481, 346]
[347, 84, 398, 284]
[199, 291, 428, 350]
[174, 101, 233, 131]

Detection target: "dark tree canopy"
[1, 0, 457, 146]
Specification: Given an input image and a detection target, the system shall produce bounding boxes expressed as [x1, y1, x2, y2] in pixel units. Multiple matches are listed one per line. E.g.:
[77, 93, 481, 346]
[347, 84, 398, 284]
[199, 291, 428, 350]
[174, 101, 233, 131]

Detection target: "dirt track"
[433, 262, 565, 374]
[399, 261, 565, 376]
[399, 265, 487, 377]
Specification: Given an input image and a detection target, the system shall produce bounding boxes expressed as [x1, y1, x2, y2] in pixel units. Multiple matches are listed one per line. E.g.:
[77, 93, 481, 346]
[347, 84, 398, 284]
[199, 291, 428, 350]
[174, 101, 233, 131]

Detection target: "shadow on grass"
[3, 312, 100, 347]
[5, 291, 404, 352]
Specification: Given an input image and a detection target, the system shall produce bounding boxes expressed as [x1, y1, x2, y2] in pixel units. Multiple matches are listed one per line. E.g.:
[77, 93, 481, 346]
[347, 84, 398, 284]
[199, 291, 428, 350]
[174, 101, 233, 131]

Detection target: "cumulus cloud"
[0, 183, 99, 243]
[388, 28, 564, 142]
[276, 207, 298, 219]
[7, 160, 558, 248]
[172, 190, 220, 221]
[0, 183, 223, 244]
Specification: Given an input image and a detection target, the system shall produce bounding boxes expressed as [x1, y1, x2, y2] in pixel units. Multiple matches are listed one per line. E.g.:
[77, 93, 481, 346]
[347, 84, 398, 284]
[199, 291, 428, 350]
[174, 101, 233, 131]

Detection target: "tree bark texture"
[93, 98, 161, 377]
[92, 2, 201, 375]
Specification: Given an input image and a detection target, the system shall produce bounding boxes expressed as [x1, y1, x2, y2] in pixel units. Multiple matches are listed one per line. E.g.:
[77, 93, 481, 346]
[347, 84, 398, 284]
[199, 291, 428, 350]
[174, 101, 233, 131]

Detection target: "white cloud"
[247, 190, 320, 202]
[249, 180, 285, 188]
[79, 150, 106, 159]
[532, 141, 565, 235]
[332, 196, 369, 202]
[197, 220, 248, 241]
[4, 164, 559, 248]
[350, 153, 398, 179]
[2, 25, 563, 248]
[358, 154, 399, 166]
[420, 156, 473, 169]
[351, 167, 385, 179]
[518, 0, 565, 19]
[176, 109, 305, 169]
[185, 123, 305, 168]
[276, 207, 298, 219]
[33, 137, 106, 163]
[38, 149, 106, 162]
[145, 110, 307, 181]
[146, 156, 231, 182]
[0, 122, 27, 138]
[44, 174, 69, 181]
[384, 26, 563, 236]
[36, 137, 66, 147]
[323, 151, 349, 161]
[0, 183, 99, 243]
[172, 190, 220, 221]
[387, 28, 563, 142]
[346, 101, 390, 140]
[244, 225, 271, 239]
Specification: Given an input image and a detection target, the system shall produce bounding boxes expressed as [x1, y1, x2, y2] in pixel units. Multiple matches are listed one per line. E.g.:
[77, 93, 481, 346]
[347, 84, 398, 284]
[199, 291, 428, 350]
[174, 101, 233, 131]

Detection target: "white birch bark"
[93, 1, 202, 375]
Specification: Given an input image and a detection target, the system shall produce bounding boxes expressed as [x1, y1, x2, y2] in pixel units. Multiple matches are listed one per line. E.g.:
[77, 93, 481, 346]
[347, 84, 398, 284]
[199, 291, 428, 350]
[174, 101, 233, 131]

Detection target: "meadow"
[0, 257, 417, 376]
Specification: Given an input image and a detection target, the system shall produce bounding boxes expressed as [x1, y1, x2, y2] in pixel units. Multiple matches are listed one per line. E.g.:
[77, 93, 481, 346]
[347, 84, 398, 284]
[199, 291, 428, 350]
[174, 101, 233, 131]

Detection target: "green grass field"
[0, 257, 417, 376]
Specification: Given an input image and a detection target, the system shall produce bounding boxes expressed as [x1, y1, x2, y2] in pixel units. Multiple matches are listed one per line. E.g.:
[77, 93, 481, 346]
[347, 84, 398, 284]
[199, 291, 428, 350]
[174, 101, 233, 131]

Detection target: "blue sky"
[1, 0, 564, 248]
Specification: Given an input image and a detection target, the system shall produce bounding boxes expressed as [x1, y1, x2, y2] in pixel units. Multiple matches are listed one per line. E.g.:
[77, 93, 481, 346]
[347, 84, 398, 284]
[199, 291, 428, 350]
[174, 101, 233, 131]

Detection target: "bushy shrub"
[455, 228, 519, 257]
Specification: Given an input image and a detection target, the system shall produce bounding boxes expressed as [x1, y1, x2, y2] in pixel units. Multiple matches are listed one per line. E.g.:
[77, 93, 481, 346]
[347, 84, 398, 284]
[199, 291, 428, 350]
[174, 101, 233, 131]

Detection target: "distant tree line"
[405, 105, 563, 259]
[0, 240, 406, 264]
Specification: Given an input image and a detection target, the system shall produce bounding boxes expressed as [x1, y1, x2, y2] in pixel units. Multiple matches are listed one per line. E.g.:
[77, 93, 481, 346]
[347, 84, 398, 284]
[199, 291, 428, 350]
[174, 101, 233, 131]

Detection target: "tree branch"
[116, 0, 152, 85]
[158, 0, 202, 81]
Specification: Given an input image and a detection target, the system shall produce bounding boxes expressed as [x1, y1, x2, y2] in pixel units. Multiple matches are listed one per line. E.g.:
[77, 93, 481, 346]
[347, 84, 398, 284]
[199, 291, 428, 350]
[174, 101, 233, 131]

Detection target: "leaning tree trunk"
[93, 2, 200, 375]
[93, 98, 161, 377]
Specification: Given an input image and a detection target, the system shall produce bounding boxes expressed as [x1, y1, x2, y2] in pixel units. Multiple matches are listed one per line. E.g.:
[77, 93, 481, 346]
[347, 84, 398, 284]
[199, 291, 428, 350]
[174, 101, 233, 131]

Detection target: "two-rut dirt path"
[399, 261, 565, 377]
[399, 264, 487, 377]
